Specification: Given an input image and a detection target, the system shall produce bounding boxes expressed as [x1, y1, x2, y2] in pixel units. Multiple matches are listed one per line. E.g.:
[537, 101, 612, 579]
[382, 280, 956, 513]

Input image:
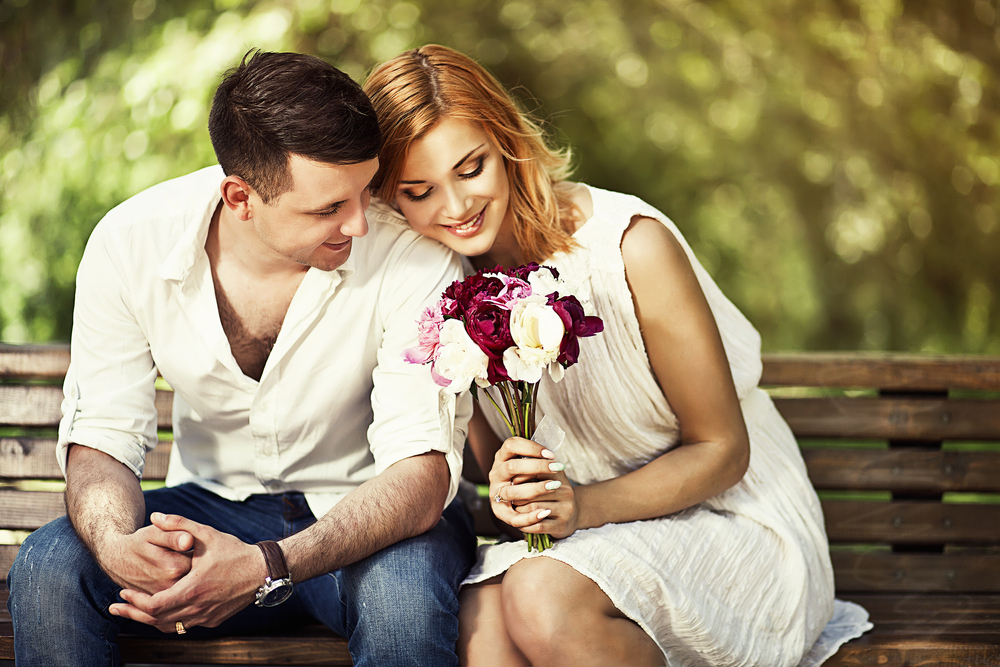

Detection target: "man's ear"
[220, 176, 254, 221]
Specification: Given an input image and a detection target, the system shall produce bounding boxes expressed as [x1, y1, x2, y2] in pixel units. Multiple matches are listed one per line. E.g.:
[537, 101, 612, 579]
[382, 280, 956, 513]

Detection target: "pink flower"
[404, 303, 445, 365]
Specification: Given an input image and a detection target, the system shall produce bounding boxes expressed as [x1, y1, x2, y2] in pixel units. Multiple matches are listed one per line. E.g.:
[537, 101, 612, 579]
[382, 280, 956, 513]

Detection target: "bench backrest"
[3, 344, 1000, 592]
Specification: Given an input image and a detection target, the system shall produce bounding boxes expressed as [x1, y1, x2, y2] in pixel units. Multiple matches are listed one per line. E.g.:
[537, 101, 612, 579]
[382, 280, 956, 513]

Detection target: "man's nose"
[343, 205, 369, 238]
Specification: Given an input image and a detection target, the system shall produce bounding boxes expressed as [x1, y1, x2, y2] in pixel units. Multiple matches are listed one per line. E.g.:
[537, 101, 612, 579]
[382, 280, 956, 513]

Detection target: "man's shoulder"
[361, 198, 458, 269]
[95, 165, 223, 236]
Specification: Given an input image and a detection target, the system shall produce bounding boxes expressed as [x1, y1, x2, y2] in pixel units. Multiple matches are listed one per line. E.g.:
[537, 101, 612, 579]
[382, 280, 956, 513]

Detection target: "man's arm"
[110, 451, 449, 630]
[65, 444, 194, 594]
[282, 450, 449, 579]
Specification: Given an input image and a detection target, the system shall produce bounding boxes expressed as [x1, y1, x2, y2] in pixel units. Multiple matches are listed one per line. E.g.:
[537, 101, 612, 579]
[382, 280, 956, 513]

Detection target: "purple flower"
[551, 295, 604, 366]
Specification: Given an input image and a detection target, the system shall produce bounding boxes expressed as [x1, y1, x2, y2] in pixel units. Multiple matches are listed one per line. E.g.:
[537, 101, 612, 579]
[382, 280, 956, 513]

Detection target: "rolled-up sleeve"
[57, 222, 158, 480]
[368, 234, 471, 509]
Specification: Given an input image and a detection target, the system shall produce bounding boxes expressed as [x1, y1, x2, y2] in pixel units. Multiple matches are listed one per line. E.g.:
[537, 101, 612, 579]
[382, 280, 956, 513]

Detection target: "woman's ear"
[220, 176, 254, 221]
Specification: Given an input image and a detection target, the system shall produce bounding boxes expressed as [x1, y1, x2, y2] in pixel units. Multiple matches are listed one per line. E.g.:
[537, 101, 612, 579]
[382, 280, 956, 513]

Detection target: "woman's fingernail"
[548, 462, 565, 472]
[544, 480, 562, 491]
[537, 509, 552, 519]
[541, 449, 555, 459]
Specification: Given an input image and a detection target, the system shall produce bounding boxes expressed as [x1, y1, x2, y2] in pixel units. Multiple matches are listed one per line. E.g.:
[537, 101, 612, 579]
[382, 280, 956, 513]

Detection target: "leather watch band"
[256, 540, 290, 581]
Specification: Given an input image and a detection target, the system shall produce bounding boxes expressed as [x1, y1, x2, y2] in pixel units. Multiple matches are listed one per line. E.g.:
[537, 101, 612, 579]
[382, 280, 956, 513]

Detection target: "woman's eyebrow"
[398, 144, 486, 185]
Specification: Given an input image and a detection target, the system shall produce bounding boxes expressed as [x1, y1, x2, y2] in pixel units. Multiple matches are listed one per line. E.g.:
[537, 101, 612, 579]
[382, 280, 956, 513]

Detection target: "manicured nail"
[544, 480, 562, 491]
[548, 462, 565, 472]
[541, 449, 555, 459]
[537, 509, 552, 519]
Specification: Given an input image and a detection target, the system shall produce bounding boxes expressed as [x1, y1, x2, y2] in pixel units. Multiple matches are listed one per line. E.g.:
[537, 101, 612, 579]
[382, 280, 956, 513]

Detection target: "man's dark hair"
[208, 50, 381, 204]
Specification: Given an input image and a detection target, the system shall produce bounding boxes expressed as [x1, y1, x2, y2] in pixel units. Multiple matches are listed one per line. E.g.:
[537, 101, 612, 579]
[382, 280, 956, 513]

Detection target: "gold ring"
[176, 620, 187, 634]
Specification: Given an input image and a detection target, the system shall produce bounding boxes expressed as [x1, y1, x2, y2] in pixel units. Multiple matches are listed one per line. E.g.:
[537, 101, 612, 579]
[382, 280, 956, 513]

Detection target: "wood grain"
[831, 551, 1000, 593]
[803, 448, 1000, 493]
[761, 352, 1000, 391]
[823, 500, 1000, 545]
[0, 386, 174, 428]
[775, 396, 1000, 440]
[0, 438, 172, 480]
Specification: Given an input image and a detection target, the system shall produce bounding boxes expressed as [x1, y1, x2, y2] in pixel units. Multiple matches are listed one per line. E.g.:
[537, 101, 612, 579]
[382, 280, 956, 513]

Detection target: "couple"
[7, 46, 866, 666]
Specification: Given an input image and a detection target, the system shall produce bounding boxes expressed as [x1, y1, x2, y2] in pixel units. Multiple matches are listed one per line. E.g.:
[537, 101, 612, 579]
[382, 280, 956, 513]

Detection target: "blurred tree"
[1, 0, 997, 353]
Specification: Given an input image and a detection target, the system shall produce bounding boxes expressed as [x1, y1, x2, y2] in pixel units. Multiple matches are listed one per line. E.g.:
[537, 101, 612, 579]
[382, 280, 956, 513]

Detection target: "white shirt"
[58, 166, 470, 519]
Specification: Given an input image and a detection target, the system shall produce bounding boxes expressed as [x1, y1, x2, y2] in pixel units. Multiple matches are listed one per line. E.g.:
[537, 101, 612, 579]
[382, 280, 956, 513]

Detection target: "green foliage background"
[1, 0, 998, 352]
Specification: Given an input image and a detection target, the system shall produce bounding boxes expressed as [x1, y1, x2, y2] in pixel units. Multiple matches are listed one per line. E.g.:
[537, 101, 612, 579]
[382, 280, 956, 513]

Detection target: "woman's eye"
[459, 156, 485, 180]
[402, 188, 432, 202]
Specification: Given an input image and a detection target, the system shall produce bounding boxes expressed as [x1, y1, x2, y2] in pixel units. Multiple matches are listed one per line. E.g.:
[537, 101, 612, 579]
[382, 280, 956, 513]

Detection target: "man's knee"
[8, 517, 108, 618]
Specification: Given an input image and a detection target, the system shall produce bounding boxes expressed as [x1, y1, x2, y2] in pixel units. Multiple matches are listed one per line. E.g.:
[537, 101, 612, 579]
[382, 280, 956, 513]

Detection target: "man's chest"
[211, 270, 303, 382]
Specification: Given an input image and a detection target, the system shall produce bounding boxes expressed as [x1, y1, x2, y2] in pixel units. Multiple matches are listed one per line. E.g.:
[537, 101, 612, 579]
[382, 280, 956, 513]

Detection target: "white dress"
[463, 185, 871, 666]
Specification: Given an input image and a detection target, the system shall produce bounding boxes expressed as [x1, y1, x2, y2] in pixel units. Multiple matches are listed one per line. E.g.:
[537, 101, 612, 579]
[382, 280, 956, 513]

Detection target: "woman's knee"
[500, 558, 587, 643]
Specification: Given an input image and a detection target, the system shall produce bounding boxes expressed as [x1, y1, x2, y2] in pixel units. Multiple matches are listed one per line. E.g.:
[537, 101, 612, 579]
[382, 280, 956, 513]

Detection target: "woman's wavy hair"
[364, 45, 579, 263]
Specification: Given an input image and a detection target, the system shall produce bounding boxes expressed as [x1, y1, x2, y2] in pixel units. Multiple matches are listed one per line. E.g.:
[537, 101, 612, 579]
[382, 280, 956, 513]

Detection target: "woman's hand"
[488, 436, 582, 540]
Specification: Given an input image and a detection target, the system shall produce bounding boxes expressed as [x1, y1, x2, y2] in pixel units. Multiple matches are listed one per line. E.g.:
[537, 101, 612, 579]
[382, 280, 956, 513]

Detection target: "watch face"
[259, 578, 294, 607]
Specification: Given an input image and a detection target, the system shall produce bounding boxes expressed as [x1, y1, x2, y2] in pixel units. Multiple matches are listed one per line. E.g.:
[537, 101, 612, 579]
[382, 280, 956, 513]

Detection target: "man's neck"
[206, 203, 306, 381]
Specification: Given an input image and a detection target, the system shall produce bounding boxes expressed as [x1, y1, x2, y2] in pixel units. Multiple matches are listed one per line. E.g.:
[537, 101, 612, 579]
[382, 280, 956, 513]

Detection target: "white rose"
[527, 266, 564, 297]
[433, 319, 489, 392]
[504, 295, 565, 382]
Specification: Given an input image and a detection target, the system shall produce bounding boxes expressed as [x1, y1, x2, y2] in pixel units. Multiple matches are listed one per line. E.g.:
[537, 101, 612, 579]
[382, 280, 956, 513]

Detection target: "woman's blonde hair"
[364, 44, 579, 263]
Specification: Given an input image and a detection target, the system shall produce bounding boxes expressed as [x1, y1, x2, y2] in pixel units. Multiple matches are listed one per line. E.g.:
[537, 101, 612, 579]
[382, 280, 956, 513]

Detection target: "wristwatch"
[254, 540, 294, 607]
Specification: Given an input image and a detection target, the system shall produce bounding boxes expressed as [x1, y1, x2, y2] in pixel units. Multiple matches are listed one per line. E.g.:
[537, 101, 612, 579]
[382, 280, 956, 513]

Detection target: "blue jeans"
[7, 483, 476, 667]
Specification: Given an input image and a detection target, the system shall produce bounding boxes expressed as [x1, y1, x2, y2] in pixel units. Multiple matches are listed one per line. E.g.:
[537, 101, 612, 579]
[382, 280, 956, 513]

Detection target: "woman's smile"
[446, 207, 486, 237]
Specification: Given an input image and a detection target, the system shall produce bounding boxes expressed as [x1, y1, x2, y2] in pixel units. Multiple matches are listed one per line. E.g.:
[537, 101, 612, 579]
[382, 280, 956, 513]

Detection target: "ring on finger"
[493, 481, 514, 505]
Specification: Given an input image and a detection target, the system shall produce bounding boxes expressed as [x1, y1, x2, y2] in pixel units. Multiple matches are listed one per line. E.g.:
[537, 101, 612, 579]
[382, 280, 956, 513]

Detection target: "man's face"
[247, 154, 378, 272]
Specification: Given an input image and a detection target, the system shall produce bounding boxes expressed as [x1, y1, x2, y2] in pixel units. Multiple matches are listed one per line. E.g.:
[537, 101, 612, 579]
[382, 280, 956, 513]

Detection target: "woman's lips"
[446, 208, 485, 238]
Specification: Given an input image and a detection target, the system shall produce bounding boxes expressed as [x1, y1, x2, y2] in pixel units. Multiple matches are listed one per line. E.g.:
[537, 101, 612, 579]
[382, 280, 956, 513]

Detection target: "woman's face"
[394, 118, 512, 258]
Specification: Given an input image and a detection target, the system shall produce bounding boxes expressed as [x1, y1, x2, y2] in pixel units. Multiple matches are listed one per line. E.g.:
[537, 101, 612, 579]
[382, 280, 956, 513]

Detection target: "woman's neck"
[471, 212, 523, 271]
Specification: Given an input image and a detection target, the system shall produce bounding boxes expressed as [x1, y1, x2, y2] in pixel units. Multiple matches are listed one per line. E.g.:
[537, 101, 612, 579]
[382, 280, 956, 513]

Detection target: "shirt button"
[259, 402, 269, 413]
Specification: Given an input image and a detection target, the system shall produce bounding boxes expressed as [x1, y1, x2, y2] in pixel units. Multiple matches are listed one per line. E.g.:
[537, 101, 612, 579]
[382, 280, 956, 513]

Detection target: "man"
[7, 50, 475, 666]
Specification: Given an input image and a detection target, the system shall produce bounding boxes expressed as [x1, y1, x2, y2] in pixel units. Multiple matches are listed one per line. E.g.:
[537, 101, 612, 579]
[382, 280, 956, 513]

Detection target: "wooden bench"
[2, 343, 1000, 665]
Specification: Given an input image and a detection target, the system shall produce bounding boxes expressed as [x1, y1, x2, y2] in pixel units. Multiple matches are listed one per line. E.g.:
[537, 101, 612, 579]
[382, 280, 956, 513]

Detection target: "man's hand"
[65, 444, 194, 594]
[109, 513, 266, 633]
[99, 520, 194, 595]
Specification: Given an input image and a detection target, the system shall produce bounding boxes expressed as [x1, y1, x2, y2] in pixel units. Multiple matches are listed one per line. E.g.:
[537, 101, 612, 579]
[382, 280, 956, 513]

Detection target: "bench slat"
[0, 344, 70, 380]
[6, 346, 998, 391]
[803, 448, 1000, 493]
[775, 397, 1000, 440]
[0, 438, 172, 481]
[118, 631, 352, 665]
[0, 490, 65, 530]
[10, 387, 1000, 442]
[0, 386, 173, 428]
[831, 551, 1000, 593]
[760, 353, 1000, 391]
[823, 501, 1000, 545]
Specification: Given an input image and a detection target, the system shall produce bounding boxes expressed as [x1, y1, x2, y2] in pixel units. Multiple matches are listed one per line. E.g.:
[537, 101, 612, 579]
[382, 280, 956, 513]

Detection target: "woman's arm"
[493, 215, 751, 538]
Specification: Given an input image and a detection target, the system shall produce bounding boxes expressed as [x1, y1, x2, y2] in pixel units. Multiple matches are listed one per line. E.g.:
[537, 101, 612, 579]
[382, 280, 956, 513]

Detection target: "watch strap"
[256, 540, 290, 581]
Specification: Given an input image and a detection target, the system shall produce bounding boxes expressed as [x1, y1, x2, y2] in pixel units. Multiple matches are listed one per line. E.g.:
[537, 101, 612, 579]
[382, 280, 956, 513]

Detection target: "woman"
[363, 45, 869, 667]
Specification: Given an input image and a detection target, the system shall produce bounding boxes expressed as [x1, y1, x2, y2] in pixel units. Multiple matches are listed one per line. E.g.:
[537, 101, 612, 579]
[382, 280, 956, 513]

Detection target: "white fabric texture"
[464, 185, 871, 665]
[58, 166, 471, 519]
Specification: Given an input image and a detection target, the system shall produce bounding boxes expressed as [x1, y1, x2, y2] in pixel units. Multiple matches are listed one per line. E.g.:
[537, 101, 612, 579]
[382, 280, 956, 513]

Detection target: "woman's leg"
[502, 556, 663, 667]
[458, 576, 529, 667]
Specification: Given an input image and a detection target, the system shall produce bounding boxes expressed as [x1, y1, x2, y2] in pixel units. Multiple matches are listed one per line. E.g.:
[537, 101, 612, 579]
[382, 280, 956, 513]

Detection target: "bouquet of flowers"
[404, 263, 604, 551]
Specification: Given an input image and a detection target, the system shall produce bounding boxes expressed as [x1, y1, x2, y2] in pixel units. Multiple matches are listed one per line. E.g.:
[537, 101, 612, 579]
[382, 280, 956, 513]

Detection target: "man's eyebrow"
[398, 144, 486, 185]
